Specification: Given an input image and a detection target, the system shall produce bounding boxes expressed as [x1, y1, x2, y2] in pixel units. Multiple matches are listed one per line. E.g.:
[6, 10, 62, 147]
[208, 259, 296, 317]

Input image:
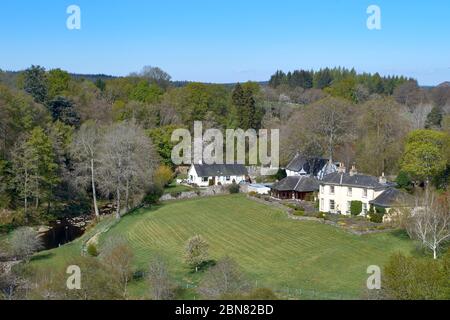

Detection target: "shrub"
[153, 165, 174, 188]
[248, 191, 258, 197]
[293, 209, 305, 216]
[87, 243, 99, 257]
[316, 212, 326, 219]
[143, 184, 164, 205]
[208, 179, 215, 186]
[369, 212, 384, 223]
[228, 183, 240, 194]
[350, 201, 363, 216]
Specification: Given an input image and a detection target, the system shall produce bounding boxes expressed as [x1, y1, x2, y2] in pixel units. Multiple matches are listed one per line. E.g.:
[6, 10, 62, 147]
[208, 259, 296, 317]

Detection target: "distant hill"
[437, 81, 450, 88]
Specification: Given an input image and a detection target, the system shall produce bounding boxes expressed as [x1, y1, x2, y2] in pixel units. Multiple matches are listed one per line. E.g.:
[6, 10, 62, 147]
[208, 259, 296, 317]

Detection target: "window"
[202, 177, 208, 182]
[226, 176, 231, 181]
[320, 198, 324, 209]
[347, 187, 352, 196]
[329, 186, 335, 195]
[329, 200, 335, 211]
[363, 203, 367, 214]
[363, 188, 368, 198]
[347, 201, 351, 214]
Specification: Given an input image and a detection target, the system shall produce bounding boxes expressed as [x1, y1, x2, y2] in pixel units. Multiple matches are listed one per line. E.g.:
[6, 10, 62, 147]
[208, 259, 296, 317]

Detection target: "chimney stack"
[379, 172, 387, 184]
[338, 162, 346, 174]
[349, 165, 357, 176]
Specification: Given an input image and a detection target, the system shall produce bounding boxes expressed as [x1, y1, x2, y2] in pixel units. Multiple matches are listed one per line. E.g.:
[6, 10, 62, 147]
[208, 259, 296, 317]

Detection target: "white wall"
[319, 184, 384, 215]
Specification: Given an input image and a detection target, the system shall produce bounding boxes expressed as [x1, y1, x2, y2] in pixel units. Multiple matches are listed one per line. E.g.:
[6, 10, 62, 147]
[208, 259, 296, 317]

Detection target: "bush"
[153, 165, 174, 188]
[143, 184, 164, 205]
[369, 212, 384, 223]
[316, 212, 326, 219]
[248, 191, 258, 197]
[228, 183, 240, 194]
[87, 243, 99, 257]
[350, 201, 363, 216]
[293, 209, 305, 216]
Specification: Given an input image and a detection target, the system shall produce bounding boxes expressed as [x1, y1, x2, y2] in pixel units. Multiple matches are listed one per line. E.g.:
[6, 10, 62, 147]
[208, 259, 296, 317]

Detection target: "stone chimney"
[379, 172, 387, 184]
[338, 162, 346, 174]
[349, 165, 357, 177]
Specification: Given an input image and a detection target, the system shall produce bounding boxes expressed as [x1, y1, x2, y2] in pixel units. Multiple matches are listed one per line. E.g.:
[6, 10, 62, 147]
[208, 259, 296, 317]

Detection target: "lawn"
[97, 194, 416, 299]
[163, 182, 194, 194]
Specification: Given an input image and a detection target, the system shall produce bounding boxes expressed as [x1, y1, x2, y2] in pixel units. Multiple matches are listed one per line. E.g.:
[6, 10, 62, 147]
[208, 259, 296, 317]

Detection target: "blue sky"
[0, 0, 449, 85]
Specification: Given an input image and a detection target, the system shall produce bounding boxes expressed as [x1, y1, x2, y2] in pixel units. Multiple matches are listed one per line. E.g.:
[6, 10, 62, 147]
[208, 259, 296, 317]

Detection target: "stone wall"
[159, 185, 229, 201]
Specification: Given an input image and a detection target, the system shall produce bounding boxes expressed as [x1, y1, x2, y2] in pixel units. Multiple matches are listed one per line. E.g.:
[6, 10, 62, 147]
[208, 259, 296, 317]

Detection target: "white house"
[187, 163, 248, 187]
[319, 165, 394, 215]
[285, 153, 338, 180]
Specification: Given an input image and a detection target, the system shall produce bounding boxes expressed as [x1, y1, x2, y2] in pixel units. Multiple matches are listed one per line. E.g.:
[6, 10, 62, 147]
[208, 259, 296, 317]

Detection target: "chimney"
[349, 165, 357, 177]
[198, 159, 203, 165]
[338, 162, 346, 174]
[379, 172, 387, 184]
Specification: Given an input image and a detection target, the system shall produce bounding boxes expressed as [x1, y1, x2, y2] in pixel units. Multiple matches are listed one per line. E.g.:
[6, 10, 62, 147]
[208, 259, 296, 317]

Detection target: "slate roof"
[369, 188, 415, 208]
[286, 153, 329, 176]
[320, 172, 393, 189]
[271, 176, 319, 192]
[193, 164, 248, 177]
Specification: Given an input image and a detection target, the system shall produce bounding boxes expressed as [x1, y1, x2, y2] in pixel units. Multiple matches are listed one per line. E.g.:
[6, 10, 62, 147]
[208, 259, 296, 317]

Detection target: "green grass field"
[96, 194, 416, 299]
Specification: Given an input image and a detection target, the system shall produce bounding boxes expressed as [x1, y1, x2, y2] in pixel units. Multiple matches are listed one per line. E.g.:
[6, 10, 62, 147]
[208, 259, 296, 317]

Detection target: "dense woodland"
[0, 65, 449, 231]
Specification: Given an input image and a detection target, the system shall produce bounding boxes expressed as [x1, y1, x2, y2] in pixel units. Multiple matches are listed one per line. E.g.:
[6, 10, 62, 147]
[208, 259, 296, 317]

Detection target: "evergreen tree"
[22, 65, 48, 103]
[425, 106, 443, 129]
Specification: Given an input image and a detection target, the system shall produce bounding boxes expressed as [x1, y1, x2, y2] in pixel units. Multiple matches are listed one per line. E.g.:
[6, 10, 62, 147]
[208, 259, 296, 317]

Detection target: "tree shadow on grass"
[30, 252, 55, 262]
[189, 259, 217, 274]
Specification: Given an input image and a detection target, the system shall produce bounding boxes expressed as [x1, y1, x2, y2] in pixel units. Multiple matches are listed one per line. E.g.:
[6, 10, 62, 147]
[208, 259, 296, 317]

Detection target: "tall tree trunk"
[115, 186, 121, 220]
[125, 178, 130, 212]
[90, 158, 99, 217]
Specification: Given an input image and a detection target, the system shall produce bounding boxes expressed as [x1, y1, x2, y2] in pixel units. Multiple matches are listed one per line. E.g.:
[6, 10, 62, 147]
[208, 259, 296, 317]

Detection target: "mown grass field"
[96, 194, 416, 299]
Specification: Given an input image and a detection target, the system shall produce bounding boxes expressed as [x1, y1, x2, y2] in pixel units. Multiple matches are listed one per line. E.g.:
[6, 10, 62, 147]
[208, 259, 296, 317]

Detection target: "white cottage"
[187, 163, 248, 187]
[319, 166, 394, 215]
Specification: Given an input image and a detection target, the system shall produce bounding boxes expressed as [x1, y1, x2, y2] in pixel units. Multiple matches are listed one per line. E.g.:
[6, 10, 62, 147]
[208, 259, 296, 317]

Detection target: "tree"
[400, 130, 449, 185]
[22, 65, 48, 103]
[98, 121, 157, 218]
[184, 235, 209, 272]
[307, 97, 354, 161]
[425, 105, 443, 129]
[133, 66, 172, 89]
[406, 190, 450, 259]
[153, 165, 173, 189]
[47, 96, 81, 127]
[355, 98, 409, 176]
[100, 236, 134, 298]
[47, 68, 70, 99]
[10, 227, 43, 261]
[198, 256, 251, 299]
[70, 121, 102, 216]
[148, 256, 174, 300]
[11, 128, 59, 213]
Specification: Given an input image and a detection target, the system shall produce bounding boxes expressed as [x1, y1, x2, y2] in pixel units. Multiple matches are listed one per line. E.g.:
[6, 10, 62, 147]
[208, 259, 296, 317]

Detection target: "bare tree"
[71, 121, 102, 217]
[148, 256, 174, 300]
[98, 121, 157, 219]
[197, 256, 251, 299]
[10, 227, 43, 262]
[184, 235, 209, 272]
[407, 189, 450, 259]
[100, 236, 134, 298]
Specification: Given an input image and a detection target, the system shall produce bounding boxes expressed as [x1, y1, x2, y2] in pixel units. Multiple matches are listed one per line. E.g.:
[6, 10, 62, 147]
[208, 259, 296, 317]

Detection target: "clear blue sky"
[0, 0, 449, 85]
